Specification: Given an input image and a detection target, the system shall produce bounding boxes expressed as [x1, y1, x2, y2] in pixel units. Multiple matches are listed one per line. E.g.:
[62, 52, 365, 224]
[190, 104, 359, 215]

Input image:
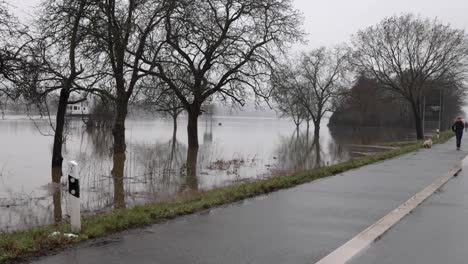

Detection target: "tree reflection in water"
[329, 126, 413, 145]
[76, 126, 190, 210]
[132, 137, 187, 199]
[274, 130, 348, 173]
[87, 126, 114, 158]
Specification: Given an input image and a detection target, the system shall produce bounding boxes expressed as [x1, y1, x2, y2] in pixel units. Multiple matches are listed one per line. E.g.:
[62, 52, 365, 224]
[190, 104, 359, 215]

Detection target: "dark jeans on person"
[456, 132, 463, 148]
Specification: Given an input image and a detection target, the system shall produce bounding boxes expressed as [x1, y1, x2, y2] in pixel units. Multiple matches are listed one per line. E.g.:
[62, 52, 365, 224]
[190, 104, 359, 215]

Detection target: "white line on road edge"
[315, 156, 468, 264]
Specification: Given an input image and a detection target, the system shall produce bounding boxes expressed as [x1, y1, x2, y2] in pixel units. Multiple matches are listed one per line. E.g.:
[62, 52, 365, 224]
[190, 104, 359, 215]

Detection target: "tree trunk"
[313, 120, 321, 139]
[111, 97, 128, 209]
[51, 88, 70, 183]
[51, 167, 62, 224]
[172, 114, 177, 141]
[112, 152, 126, 209]
[186, 106, 200, 190]
[314, 139, 321, 168]
[411, 101, 424, 139]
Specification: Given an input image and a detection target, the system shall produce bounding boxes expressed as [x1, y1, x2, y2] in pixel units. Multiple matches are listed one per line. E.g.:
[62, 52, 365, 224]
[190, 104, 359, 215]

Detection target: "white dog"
[423, 138, 433, 148]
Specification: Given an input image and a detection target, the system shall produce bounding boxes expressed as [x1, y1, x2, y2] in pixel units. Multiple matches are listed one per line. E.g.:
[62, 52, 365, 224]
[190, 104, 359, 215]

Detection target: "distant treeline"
[329, 75, 464, 131]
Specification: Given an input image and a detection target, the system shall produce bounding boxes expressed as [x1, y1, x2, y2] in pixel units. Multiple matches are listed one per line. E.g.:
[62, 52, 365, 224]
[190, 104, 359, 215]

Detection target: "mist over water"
[0, 116, 413, 231]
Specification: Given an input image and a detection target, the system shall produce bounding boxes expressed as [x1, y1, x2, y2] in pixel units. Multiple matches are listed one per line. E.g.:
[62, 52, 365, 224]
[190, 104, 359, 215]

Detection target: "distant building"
[66, 97, 95, 116]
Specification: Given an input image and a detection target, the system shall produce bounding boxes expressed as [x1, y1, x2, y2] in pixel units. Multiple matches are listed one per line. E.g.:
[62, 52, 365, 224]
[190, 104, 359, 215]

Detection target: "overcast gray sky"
[294, 0, 468, 47]
[7, 0, 468, 48]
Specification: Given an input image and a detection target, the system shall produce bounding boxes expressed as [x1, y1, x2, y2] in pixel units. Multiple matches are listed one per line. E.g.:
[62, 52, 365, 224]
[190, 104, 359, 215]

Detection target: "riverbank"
[0, 131, 455, 263]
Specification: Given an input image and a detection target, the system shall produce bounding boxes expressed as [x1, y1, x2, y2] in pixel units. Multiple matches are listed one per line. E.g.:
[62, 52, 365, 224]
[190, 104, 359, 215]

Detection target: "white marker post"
[68, 161, 81, 232]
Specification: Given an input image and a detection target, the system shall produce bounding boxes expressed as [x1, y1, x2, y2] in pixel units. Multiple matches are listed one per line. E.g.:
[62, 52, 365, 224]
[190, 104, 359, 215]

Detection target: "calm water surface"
[0, 115, 413, 231]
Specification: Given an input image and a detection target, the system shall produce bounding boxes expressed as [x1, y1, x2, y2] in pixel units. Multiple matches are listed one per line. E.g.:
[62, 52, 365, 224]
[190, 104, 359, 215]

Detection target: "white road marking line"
[315, 156, 468, 264]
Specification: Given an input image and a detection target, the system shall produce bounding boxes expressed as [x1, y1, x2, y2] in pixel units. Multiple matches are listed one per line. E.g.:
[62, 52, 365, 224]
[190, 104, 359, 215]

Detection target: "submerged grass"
[0, 131, 455, 263]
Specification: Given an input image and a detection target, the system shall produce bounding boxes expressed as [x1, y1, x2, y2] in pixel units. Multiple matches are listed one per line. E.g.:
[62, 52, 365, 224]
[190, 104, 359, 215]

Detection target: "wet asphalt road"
[29, 138, 467, 264]
[349, 151, 468, 264]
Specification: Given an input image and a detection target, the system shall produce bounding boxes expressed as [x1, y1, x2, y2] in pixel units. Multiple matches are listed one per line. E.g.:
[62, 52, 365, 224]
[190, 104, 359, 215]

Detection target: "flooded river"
[0, 115, 413, 231]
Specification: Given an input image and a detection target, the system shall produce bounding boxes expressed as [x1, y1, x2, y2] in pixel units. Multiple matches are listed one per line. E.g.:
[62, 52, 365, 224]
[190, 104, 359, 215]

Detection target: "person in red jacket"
[452, 117, 465, 150]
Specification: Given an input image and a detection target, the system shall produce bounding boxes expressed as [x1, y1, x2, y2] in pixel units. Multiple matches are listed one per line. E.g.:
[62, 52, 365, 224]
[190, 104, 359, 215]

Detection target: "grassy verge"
[0, 131, 455, 263]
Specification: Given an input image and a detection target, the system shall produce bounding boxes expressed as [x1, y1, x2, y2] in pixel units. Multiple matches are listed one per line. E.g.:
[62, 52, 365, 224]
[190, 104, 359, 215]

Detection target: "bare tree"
[274, 132, 324, 172]
[351, 14, 468, 139]
[298, 47, 349, 138]
[270, 62, 307, 134]
[91, 0, 169, 208]
[0, 1, 30, 99]
[88, 96, 115, 128]
[137, 76, 185, 140]
[142, 0, 303, 186]
[271, 47, 349, 140]
[330, 74, 466, 130]
[23, 0, 102, 184]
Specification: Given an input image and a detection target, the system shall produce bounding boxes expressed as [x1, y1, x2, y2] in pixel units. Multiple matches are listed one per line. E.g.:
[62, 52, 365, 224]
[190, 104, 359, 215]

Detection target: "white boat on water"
[66, 96, 97, 117]
[66, 102, 90, 116]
